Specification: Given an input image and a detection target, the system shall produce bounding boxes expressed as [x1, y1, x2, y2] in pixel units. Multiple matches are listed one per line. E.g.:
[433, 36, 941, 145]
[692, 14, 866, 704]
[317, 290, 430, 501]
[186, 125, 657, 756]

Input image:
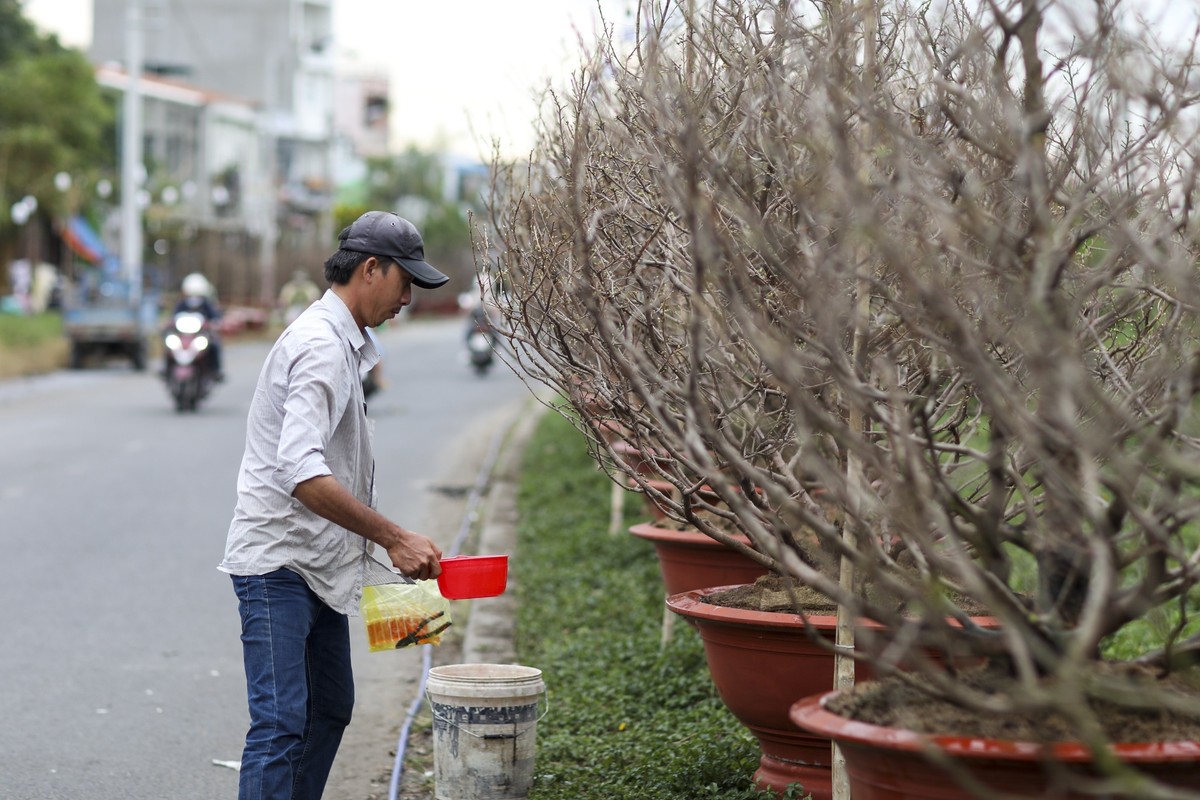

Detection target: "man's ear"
[362, 256, 380, 282]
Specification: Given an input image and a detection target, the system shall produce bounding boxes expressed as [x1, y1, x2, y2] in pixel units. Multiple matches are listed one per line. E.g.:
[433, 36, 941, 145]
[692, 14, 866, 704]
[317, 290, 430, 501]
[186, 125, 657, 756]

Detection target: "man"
[220, 211, 448, 800]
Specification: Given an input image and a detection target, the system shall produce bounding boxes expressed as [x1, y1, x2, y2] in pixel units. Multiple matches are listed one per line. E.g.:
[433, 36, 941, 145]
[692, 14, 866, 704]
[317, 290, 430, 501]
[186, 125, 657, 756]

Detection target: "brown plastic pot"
[666, 586, 858, 800]
[629, 522, 767, 596]
[789, 690, 1200, 799]
[667, 586, 1000, 799]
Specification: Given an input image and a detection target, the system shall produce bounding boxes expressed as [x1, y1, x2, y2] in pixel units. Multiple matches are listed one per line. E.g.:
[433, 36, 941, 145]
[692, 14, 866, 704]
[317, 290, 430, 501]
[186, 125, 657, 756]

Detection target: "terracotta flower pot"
[629, 522, 767, 596]
[789, 690, 1200, 799]
[666, 585, 857, 800]
[666, 585, 999, 799]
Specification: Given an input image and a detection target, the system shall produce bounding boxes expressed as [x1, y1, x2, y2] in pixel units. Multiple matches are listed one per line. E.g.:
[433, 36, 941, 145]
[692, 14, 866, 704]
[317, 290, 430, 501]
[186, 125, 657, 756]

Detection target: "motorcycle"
[162, 311, 217, 412]
[465, 317, 495, 376]
[362, 362, 384, 399]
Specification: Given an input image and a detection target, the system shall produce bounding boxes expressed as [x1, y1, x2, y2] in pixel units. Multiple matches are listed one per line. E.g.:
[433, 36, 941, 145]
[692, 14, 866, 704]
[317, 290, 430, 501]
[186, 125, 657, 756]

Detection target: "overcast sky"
[21, 0, 1200, 161]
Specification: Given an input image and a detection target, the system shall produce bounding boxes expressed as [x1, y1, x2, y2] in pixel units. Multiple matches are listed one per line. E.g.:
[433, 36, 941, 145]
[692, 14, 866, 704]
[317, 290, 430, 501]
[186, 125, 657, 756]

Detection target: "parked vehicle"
[162, 311, 218, 412]
[62, 279, 157, 370]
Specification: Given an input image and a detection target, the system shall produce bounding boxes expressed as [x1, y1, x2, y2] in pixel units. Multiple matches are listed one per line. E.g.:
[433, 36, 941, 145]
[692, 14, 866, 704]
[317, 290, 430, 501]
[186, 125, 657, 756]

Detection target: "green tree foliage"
[332, 202, 372, 235]
[0, 0, 41, 64]
[332, 143, 475, 298]
[0, 2, 114, 230]
[356, 144, 473, 258]
[0, 51, 114, 215]
[367, 145, 443, 204]
[419, 201, 471, 259]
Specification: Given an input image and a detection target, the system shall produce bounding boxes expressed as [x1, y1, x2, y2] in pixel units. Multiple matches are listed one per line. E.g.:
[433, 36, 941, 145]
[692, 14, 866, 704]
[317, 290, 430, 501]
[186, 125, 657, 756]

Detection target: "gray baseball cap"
[339, 211, 450, 289]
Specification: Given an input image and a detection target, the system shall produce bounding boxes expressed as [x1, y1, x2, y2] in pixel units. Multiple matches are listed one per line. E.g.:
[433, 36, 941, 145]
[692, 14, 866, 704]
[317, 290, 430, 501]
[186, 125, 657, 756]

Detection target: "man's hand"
[387, 529, 442, 581]
[293, 475, 443, 579]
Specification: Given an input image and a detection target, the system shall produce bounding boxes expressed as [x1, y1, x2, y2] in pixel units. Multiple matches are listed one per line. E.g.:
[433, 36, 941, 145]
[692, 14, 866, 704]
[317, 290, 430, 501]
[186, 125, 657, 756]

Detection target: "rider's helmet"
[182, 272, 210, 298]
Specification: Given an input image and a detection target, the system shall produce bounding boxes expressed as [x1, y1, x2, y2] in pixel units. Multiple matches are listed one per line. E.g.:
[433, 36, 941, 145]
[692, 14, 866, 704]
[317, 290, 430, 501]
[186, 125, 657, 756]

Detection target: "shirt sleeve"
[273, 329, 353, 495]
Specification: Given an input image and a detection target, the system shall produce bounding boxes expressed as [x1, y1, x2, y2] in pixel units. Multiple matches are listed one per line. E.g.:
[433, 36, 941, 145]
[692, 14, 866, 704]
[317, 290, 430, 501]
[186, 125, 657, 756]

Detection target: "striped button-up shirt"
[220, 289, 395, 615]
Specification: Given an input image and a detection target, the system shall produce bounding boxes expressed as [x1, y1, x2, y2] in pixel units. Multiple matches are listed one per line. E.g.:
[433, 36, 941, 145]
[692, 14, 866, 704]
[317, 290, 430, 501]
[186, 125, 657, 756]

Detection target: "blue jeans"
[232, 569, 354, 800]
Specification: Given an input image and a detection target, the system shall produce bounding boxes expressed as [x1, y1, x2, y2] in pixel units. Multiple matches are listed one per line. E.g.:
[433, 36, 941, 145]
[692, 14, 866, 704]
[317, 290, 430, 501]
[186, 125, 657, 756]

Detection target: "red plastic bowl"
[437, 555, 509, 599]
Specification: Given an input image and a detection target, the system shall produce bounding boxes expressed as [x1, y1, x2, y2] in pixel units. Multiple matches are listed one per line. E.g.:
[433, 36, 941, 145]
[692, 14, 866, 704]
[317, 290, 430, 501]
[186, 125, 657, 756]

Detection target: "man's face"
[369, 258, 414, 326]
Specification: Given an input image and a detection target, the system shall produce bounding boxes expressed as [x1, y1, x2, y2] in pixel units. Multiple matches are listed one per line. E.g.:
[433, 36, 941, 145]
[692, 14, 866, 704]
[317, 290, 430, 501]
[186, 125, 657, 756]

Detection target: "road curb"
[460, 398, 547, 665]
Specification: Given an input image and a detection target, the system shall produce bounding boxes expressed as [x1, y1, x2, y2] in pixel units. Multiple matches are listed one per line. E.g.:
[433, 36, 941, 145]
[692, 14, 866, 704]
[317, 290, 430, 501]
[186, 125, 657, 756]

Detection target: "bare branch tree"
[483, 0, 1200, 792]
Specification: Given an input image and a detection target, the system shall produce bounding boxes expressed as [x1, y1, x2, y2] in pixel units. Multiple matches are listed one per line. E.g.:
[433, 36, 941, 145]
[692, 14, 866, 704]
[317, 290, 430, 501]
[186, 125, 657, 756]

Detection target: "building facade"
[90, 0, 336, 301]
[331, 69, 390, 201]
[94, 65, 271, 302]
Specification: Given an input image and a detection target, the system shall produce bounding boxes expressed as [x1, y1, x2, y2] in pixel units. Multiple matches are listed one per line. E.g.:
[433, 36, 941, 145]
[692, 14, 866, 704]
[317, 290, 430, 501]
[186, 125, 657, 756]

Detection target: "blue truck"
[62, 278, 158, 370]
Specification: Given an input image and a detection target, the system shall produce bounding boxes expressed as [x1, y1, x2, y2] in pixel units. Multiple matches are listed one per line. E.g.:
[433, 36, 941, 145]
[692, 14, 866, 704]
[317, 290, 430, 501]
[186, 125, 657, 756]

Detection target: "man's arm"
[293, 475, 442, 580]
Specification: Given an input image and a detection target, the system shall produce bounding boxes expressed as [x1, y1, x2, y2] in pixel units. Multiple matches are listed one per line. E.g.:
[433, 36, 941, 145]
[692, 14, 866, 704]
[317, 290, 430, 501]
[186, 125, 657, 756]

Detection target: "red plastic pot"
[790, 690, 1200, 799]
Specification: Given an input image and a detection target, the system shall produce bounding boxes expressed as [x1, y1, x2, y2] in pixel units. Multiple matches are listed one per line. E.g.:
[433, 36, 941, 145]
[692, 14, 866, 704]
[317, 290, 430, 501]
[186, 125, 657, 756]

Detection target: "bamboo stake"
[833, 2, 878, 798]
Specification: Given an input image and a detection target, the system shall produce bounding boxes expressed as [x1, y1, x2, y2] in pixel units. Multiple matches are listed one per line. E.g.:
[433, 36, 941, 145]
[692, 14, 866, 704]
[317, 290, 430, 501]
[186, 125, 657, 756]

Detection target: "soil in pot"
[706, 571, 996, 617]
[706, 572, 838, 614]
[705, 571, 987, 611]
[793, 663, 1200, 799]
[828, 659, 1200, 743]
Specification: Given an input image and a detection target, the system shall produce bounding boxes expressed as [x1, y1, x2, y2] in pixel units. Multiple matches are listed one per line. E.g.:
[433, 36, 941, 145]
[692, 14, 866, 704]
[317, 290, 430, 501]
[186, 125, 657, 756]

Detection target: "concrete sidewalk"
[326, 396, 545, 800]
[458, 402, 542, 665]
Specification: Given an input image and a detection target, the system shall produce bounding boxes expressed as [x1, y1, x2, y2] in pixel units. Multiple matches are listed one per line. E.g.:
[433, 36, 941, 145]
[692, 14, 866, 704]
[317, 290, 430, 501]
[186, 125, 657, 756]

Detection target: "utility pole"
[120, 0, 144, 304]
[257, 51, 279, 306]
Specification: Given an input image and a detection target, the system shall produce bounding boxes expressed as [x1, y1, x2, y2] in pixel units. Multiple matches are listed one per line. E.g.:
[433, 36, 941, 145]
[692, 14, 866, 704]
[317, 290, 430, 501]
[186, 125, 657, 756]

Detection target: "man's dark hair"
[323, 247, 365, 285]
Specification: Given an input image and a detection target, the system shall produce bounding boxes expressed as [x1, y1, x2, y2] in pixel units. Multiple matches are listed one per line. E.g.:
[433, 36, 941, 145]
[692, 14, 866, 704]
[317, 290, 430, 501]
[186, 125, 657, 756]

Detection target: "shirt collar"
[320, 288, 367, 353]
[320, 288, 381, 370]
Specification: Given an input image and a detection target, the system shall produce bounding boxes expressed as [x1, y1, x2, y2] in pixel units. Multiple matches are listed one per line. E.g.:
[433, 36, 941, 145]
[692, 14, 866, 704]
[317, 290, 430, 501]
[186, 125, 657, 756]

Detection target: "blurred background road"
[0, 316, 533, 800]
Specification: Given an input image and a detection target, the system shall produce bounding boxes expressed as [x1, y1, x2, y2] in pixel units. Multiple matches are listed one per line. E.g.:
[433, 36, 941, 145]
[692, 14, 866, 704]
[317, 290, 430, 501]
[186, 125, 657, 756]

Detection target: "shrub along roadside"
[513, 410, 809, 800]
[0, 313, 67, 379]
[0, 312, 62, 348]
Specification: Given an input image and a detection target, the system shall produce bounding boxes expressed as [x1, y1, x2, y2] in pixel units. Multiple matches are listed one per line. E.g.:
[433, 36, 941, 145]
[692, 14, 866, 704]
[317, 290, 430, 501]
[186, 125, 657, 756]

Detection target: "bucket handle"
[426, 690, 550, 739]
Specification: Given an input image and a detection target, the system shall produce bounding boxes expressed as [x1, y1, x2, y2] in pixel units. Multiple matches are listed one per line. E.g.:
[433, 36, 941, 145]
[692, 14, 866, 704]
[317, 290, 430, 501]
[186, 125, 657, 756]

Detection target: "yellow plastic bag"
[360, 580, 452, 652]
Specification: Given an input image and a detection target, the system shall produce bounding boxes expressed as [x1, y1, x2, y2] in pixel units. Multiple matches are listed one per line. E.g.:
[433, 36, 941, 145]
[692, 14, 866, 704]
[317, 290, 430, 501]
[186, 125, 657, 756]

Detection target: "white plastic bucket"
[426, 663, 547, 800]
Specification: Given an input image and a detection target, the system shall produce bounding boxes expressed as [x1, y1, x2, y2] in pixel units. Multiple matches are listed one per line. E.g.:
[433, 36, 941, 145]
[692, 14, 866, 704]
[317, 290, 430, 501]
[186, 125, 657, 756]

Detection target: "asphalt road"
[0, 314, 536, 800]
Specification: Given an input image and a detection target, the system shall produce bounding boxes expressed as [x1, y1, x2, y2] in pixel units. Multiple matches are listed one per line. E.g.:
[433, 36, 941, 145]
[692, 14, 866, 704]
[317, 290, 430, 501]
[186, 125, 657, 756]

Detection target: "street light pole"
[120, 0, 144, 305]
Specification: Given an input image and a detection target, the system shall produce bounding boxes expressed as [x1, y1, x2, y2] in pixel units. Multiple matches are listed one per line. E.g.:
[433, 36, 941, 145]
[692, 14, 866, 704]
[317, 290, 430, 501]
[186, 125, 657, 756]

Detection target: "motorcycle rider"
[461, 280, 503, 370]
[171, 272, 224, 380]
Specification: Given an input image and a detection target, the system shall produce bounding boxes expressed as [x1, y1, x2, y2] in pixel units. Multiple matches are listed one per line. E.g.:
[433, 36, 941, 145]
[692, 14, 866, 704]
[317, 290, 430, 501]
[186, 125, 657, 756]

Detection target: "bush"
[0, 312, 62, 347]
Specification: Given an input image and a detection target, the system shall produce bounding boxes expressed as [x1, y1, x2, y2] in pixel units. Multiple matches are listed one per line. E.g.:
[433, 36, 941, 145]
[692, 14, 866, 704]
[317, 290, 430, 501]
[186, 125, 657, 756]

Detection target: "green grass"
[1104, 596, 1200, 661]
[513, 410, 809, 800]
[0, 312, 62, 347]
